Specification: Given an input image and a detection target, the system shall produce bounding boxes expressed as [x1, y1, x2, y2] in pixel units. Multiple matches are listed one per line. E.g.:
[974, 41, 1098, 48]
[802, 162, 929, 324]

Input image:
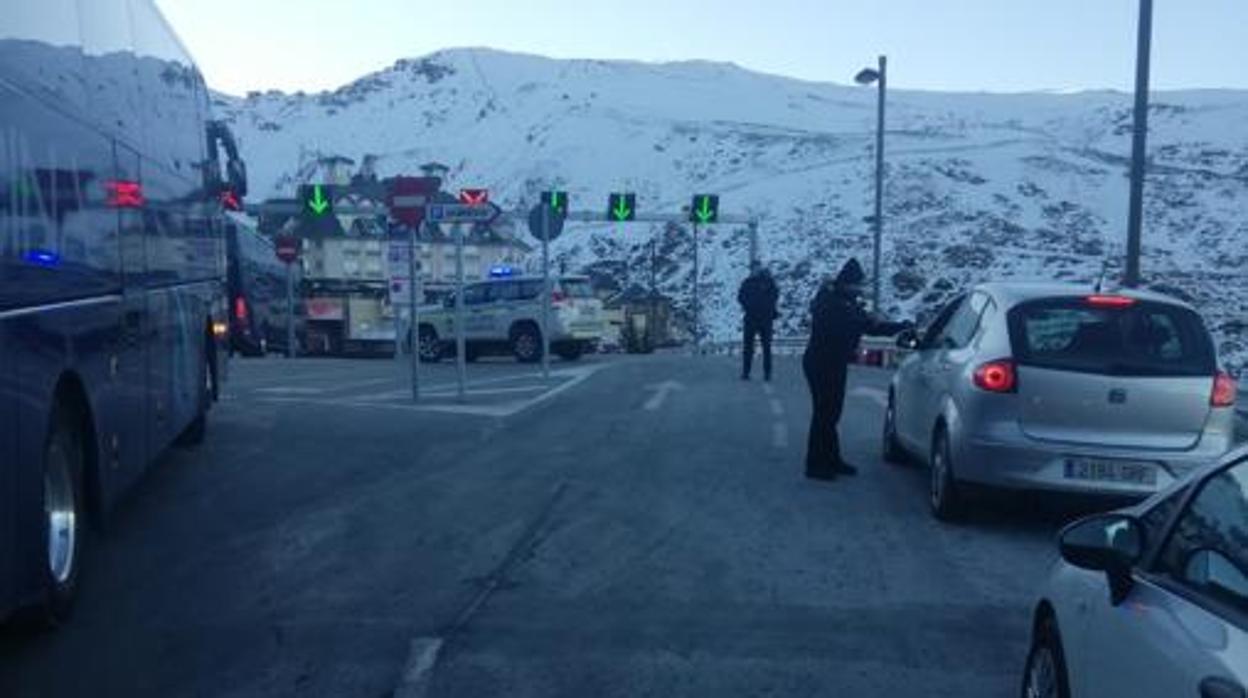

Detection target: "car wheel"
[511, 324, 542, 363]
[176, 336, 214, 447]
[930, 427, 962, 521]
[40, 404, 87, 625]
[1021, 614, 1070, 698]
[418, 326, 443, 363]
[882, 393, 905, 464]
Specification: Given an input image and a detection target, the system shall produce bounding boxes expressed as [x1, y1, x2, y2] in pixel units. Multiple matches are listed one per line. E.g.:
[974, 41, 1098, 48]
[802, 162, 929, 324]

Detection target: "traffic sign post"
[692, 222, 701, 355]
[454, 223, 467, 402]
[274, 235, 300, 359]
[540, 204, 551, 379]
[408, 222, 420, 400]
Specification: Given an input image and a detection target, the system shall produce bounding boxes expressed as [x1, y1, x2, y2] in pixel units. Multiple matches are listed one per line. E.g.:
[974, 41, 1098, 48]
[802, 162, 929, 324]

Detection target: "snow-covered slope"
[211, 48, 1248, 368]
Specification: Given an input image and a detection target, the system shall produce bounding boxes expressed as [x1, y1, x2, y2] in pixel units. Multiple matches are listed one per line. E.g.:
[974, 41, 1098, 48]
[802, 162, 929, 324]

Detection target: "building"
[604, 284, 676, 352]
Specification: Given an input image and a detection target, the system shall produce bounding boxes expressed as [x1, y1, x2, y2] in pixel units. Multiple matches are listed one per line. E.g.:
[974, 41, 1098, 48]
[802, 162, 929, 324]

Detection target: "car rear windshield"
[1006, 297, 1215, 377]
[559, 279, 594, 298]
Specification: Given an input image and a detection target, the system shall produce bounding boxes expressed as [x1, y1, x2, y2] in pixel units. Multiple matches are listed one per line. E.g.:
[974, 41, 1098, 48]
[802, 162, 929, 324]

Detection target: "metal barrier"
[706, 335, 910, 368]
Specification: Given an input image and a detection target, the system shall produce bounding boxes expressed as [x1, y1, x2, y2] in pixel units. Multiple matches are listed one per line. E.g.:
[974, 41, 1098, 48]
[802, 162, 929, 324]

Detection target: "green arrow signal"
[695, 196, 714, 223]
[550, 192, 563, 212]
[307, 184, 330, 215]
[612, 195, 631, 221]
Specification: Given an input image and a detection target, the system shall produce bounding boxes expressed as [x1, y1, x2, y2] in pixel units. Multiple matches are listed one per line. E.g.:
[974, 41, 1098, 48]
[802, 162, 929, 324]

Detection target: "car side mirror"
[896, 328, 919, 350]
[1059, 513, 1143, 605]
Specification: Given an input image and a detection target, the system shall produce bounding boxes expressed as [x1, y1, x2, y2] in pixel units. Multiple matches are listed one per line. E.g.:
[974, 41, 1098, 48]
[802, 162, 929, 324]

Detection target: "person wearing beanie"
[737, 261, 780, 381]
[803, 258, 913, 481]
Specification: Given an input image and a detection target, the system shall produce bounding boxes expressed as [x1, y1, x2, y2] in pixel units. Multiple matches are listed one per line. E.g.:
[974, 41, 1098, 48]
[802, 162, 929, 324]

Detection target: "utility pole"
[1124, 0, 1153, 288]
[692, 222, 700, 355]
[871, 55, 886, 312]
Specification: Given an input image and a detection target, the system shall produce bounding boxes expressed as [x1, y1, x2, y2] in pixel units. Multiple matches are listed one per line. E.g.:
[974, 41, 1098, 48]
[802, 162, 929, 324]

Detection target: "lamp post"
[855, 56, 887, 312]
[1124, 0, 1153, 288]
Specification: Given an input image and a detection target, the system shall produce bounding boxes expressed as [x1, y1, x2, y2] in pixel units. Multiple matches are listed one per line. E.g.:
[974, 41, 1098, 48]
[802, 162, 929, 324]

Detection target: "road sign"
[389, 277, 413, 305]
[527, 203, 565, 241]
[458, 188, 489, 206]
[541, 190, 568, 215]
[298, 184, 333, 218]
[275, 234, 300, 263]
[608, 193, 636, 222]
[691, 194, 720, 224]
[386, 176, 439, 228]
[427, 202, 502, 224]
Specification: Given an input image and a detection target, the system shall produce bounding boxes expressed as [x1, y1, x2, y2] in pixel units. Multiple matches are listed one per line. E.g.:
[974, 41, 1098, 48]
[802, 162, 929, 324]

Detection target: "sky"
[155, 0, 1248, 96]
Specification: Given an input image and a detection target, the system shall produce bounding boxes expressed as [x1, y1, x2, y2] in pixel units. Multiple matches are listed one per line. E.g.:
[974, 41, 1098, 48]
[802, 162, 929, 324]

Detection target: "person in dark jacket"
[737, 262, 779, 381]
[803, 259, 912, 481]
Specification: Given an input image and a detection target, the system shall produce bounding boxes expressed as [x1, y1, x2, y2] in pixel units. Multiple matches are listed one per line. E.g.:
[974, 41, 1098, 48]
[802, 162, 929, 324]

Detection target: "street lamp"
[855, 56, 887, 312]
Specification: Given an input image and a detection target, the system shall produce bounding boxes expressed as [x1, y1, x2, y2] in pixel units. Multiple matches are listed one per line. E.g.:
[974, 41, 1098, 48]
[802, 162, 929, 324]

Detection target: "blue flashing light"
[489, 264, 516, 278]
[24, 249, 61, 267]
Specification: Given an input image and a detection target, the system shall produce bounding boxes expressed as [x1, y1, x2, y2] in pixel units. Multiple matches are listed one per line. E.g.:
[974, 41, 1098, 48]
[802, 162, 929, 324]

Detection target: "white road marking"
[421, 385, 548, 398]
[772, 422, 789, 449]
[252, 387, 325, 396]
[643, 380, 686, 411]
[256, 364, 608, 419]
[769, 398, 784, 417]
[850, 386, 888, 408]
[393, 637, 444, 698]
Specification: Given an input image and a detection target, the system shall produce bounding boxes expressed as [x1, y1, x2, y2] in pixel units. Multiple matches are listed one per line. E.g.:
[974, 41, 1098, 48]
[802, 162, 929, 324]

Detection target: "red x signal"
[104, 180, 144, 208]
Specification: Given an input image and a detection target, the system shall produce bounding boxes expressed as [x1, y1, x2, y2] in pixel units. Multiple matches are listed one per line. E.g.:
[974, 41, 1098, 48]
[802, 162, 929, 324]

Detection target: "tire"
[418, 325, 443, 363]
[510, 324, 542, 363]
[464, 345, 480, 363]
[882, 392, 905, 464]
[38, 404, 87, 625]
[556, 343, 584, 361]
[930, 427, 962, 521]
[1021, 614, 1071, 698]
[176, 335, 214, 448]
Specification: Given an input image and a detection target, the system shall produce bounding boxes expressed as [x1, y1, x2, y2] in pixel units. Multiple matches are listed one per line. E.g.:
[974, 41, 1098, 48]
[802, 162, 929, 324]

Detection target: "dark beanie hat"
[834, 258, 866, 287]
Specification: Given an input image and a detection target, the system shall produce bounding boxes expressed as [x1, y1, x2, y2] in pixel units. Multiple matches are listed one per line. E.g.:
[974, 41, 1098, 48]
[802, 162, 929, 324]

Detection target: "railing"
[706, 335, 910, 368]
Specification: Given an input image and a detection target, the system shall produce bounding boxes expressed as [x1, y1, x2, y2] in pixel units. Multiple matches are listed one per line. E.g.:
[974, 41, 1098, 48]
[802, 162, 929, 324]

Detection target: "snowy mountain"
[210, 48, 1248, 369]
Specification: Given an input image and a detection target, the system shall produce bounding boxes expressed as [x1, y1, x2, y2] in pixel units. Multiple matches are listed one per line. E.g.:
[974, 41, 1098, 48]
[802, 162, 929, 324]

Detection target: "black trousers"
[803, 356, 849, 474]
[742, 318, 773, 378]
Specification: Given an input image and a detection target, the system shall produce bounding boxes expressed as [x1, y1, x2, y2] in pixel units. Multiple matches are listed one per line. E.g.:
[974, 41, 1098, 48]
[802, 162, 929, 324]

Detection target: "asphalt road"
[0, 352, 1205, 697]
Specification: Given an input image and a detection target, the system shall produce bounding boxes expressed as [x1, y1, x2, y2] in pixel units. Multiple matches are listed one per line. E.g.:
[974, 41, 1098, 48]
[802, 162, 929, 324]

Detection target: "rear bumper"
[953, 413, 1235, 497]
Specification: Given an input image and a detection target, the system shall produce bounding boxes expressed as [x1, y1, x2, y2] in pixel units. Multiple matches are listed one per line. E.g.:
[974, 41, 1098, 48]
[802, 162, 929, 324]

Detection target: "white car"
[1022, 443, 1248, 698]
[417, 275, 604, 363]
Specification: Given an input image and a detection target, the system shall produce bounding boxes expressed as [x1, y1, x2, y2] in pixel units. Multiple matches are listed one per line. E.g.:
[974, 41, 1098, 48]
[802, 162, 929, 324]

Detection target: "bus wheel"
[40, 404, 87, 625]
[177, 335, 214, 447]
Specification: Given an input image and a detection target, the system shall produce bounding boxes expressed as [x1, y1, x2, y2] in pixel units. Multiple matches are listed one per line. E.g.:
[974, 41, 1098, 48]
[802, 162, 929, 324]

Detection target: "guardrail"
[705, 336, 910, 368]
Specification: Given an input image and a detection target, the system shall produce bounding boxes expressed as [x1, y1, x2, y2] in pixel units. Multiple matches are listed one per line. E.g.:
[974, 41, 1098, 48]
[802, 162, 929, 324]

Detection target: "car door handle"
[1201, 677, 1246, 698]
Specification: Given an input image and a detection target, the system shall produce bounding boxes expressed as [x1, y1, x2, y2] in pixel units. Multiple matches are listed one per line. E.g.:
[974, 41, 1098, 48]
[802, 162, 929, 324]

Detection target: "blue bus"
[225, 213, 305, 357]
[1, 2, 246, 623]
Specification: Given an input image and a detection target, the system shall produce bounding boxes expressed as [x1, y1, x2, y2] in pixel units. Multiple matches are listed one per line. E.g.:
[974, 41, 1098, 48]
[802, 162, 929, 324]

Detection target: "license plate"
[1063, 458, 1157, 485]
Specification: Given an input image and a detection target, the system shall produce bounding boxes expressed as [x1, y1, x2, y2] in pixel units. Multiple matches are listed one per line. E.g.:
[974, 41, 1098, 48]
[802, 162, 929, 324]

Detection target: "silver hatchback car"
[885, 283, 1237, 520]
[1022, 443, 1248, 698]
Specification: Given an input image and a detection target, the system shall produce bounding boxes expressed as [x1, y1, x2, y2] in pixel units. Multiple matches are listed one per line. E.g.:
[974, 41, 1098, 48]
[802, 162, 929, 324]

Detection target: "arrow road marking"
[643, 380, 685, 411]
[307, 184, 329, 215]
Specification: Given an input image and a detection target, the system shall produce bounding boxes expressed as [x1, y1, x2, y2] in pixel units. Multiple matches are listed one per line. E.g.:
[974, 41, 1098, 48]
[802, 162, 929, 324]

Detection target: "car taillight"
[1212, 371, 1237, 408]
[551, 290, 567, 305]
[234, 296, 248, 320]
[1085, 294, 1135, 309]
[973, 359, 1016, 393]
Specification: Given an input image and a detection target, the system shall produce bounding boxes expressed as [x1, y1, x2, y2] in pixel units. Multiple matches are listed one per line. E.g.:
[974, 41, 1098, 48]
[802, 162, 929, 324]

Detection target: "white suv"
[416, 276, 604, 363]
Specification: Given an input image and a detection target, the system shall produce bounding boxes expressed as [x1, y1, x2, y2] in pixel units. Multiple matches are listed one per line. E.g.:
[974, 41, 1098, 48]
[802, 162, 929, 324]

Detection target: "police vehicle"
[417, 273, 604, 363]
